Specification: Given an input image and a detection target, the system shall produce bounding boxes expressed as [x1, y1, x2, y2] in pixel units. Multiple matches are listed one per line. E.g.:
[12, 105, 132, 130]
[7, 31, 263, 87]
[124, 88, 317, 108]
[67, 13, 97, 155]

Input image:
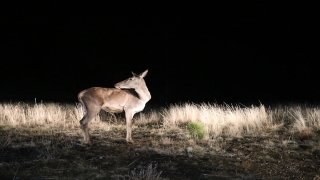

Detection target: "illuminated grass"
[1, 102, 320, 139]
[1, 102, 320, 179]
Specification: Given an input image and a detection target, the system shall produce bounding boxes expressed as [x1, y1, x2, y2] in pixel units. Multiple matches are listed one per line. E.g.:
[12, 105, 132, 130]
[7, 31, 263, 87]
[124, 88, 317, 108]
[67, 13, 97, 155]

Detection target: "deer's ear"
[139, 69, 148, 78]
[132, 71, 138, 76]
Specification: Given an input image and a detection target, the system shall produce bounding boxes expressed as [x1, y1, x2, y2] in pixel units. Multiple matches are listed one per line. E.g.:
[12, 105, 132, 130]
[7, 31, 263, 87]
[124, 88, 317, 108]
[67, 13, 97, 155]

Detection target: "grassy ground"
[1, 102, 320, 179]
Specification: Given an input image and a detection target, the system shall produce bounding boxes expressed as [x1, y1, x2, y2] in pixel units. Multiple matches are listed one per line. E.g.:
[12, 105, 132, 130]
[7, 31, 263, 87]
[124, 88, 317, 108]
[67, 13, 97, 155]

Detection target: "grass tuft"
[129, 162, 162, 180]
[187, 122, 206, 139]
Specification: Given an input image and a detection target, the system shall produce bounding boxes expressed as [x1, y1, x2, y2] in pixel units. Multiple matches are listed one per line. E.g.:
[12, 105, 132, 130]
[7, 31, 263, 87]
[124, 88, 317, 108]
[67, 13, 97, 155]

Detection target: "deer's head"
[114, 69, 148, 90]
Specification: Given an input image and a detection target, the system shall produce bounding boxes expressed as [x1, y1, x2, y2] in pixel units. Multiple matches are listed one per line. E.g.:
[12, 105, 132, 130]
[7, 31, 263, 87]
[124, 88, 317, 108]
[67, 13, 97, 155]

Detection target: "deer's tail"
[78, 91, 87, 115]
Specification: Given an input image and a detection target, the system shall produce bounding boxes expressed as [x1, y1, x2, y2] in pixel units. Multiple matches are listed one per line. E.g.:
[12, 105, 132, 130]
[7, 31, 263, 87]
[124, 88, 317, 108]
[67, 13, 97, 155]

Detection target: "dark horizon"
[1, 2, 319, 106]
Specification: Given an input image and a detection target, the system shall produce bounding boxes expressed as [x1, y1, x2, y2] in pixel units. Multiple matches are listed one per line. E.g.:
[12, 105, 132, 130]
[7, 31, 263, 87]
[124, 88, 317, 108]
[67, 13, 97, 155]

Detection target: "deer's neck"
[135, 81, 151, 102]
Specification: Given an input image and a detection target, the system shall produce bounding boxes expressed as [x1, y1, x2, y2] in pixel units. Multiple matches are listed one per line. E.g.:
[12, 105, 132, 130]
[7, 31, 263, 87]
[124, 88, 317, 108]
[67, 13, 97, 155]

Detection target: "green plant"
[187, 122, 206, 139]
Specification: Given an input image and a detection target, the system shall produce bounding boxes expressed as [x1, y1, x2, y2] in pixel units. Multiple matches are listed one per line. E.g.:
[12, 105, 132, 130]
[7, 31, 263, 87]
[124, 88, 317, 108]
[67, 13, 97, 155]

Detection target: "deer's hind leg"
[79, 103, 101, 145]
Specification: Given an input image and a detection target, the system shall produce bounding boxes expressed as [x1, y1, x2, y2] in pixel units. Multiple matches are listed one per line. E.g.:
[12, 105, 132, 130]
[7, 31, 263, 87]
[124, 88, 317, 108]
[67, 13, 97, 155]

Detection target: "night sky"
[1, 2, 319, 105]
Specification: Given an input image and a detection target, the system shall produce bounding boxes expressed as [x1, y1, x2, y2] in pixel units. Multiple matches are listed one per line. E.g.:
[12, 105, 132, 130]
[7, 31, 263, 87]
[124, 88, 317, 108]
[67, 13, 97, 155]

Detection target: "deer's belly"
[101, 104, 124, 113]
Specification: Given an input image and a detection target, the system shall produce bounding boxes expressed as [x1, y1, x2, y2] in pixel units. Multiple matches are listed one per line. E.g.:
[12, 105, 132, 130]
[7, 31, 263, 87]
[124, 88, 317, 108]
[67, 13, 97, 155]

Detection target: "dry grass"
[1, 102, 320, 140]
[162, 103, 272, 138]
[1, 102, 320, 179]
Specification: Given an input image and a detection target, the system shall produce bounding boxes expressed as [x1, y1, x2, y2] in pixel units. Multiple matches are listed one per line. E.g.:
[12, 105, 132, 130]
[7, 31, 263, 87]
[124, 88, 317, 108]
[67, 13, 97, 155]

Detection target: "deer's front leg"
[125, 110, 134, 143]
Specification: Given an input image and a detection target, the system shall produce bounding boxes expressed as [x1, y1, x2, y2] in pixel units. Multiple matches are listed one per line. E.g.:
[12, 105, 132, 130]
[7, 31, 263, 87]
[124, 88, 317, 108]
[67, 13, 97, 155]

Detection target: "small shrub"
[187, 122, 206, 139]
[129, 162, 162, 180]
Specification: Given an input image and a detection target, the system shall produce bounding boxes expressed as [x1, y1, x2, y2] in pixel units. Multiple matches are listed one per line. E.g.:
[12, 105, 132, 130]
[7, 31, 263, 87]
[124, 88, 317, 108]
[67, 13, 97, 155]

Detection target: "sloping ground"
[1, 127, 320, 180]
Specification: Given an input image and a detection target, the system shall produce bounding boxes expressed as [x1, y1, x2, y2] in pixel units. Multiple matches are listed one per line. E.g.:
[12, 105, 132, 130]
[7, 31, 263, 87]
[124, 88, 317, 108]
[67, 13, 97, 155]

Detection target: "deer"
[78, 69, 151, 145]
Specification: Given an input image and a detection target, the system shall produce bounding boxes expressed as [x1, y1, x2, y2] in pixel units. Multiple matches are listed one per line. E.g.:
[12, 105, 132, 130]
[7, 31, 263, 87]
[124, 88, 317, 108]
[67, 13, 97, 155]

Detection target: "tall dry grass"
[1, 102, 320, 139]
[161, 103, 271, 138]
[161, 103, 320, 139]
[0, 103, 70, 127]
[0, 103, 93, 133]
[279, 105, 320, 132]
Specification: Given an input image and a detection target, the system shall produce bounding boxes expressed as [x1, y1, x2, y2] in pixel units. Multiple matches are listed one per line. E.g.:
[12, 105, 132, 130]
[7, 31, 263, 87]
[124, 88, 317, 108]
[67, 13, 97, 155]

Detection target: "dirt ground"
[1, 125, 320, 180]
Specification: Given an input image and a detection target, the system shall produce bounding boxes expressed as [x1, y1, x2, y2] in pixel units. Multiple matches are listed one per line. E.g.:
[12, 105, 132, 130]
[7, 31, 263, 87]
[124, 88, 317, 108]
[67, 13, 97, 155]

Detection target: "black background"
[1, 2, 319, 105]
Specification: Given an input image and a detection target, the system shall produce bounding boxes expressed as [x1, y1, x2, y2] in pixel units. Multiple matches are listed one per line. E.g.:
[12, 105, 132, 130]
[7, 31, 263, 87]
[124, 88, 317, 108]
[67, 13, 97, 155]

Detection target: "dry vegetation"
[1, 102, 320, 179]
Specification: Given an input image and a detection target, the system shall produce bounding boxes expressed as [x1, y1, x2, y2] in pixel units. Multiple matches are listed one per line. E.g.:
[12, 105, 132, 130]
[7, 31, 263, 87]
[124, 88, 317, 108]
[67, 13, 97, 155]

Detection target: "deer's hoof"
[85, 140, 93, 146]
[126, 139, 134, 144]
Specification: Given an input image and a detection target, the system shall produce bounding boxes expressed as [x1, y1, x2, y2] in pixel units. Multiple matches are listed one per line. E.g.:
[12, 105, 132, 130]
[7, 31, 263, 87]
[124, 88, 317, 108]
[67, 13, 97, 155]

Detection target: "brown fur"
[78, 70, 151, 145]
